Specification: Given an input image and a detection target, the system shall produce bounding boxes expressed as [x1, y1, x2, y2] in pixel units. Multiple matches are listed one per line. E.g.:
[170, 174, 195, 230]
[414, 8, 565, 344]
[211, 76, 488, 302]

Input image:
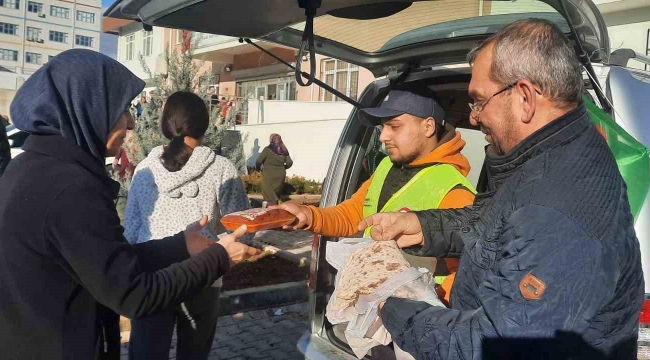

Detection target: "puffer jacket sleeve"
[381, 204, 618, 360]
[401, 206, 474, 258]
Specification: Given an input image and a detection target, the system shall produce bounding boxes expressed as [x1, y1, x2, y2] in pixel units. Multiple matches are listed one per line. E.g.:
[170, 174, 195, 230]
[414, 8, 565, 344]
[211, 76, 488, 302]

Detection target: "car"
[6, 125, 117, 167]
[106, 0, 650, 358]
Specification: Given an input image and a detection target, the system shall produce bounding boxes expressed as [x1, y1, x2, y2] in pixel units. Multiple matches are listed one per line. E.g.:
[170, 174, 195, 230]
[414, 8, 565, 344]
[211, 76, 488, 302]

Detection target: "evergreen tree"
[133, 30, 247, 173]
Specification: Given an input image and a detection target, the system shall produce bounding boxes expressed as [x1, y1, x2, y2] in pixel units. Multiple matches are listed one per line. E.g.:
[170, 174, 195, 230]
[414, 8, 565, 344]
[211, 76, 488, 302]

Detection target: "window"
[50, 5, 69, 19]
[76, 10, 94, 23]
[125, 34, 135, 61]
[236, 76, 297, 101]
[1, 0, 20, 9]
[0, 23, 18, 35]
[176, 29, 183, 44]
[75, 35, 93, 47]
[26, 27, 42, 41]
[320, 59, 359, 101]
[27, 1, 42, 13]
[25, 52, 41, 64]
[0, 48, 18, 61]
[49, 30, 67, 43]
[142, 30, 153, 56]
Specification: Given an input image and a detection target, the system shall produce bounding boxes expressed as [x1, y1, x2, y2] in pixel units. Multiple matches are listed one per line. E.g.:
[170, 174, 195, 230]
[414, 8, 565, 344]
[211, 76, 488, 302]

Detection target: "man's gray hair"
[467, 18, 583, 106]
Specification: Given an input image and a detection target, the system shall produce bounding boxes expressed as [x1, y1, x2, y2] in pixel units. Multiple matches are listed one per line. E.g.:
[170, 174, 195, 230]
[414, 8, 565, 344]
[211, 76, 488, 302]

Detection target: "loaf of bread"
[331, 241, 410, 311]
[220, 208, 296, 233]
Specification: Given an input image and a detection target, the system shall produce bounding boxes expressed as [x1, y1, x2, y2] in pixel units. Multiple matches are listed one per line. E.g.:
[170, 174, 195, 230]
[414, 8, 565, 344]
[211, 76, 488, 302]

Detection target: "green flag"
[584, 97, 650, 222]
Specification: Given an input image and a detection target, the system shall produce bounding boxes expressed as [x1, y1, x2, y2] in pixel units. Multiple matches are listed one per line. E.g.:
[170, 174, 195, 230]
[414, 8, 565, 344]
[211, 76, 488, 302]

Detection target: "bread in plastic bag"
[325, 238, 445, 359]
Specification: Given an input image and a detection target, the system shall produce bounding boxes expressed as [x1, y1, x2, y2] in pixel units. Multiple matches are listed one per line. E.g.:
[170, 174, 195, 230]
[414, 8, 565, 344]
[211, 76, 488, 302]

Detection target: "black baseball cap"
[359, 88, 445, 126]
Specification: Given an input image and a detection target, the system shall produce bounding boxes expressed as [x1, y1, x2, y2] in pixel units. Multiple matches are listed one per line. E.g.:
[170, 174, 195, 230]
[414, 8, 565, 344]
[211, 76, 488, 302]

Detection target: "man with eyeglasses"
[361, 19, 643, 359]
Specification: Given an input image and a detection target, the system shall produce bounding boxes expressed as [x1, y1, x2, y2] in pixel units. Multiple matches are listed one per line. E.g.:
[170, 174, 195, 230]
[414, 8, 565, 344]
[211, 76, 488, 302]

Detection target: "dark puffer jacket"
[381, 104, 644, 360]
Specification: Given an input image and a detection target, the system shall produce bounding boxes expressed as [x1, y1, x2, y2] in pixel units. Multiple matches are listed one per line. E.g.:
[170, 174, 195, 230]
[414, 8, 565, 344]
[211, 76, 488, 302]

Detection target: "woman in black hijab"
[0, 49, 258, 360]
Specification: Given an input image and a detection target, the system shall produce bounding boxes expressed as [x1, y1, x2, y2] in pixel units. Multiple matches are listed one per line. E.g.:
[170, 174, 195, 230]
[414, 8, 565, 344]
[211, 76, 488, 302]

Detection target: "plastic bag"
[325, 238, 445, 359]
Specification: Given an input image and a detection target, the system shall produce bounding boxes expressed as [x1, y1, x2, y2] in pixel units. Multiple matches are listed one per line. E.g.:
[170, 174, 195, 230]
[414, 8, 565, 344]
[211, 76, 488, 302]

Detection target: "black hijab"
[10, 49, 145, 162]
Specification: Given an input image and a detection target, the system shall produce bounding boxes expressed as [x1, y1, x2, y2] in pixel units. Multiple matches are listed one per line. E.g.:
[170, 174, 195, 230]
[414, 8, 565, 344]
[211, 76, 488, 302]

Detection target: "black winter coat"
[0, 135, 230, 360]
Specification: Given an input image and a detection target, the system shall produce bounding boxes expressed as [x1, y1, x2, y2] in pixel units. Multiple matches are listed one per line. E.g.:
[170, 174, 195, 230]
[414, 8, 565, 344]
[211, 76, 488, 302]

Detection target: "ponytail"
[158, 91, 209, 172]
[161, 136, 194, 172]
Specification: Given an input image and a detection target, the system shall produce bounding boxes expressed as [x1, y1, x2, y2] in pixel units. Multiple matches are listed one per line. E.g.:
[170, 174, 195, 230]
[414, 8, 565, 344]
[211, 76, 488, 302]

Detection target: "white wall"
[238, 100, 352, 181]
[117, 24, 164, 81]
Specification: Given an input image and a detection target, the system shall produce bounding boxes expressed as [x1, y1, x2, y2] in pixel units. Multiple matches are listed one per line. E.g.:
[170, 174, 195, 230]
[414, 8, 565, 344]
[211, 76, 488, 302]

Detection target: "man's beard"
[389, 145, 421, 166]
[489, 107, 517, 156]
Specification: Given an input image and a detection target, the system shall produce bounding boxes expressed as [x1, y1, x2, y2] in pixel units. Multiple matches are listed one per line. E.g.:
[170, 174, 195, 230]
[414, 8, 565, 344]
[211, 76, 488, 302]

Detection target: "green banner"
[584, 97, 650, 222]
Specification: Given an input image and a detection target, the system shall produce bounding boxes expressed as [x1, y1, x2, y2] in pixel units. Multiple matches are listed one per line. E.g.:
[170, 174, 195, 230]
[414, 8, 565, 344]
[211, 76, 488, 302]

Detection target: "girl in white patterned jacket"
[123, 91, 250, 360]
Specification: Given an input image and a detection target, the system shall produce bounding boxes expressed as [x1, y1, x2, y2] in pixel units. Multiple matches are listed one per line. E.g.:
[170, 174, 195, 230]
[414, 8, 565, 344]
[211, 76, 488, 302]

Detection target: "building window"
[320, 59, 359, 102]
[236, 76, 297, 101]
[27, 1, 42, 13]
[1, 0, 20, 9]
[25, 52, 41, 64]
[125, 34, 135, 61]
[26, 27, 42, 41]
[0, 48, 18, 61]
[49, 30, 67, 43]
[76, 10, 95, 23]
[0, 22, 18, 35]
[75, 35, 93, 47]
[142, 30, 153, 56]
[50, 5, 69, 19]
[176, 29, 183, 44]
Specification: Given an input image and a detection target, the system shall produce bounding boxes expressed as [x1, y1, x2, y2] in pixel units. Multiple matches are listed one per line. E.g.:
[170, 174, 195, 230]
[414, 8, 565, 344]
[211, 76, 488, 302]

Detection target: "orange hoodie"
[306, 131, 475, 236]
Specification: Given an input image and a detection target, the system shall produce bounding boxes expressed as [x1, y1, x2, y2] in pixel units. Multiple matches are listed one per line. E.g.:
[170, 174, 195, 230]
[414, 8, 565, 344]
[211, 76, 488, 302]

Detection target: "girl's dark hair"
[160, 91, 209, 172]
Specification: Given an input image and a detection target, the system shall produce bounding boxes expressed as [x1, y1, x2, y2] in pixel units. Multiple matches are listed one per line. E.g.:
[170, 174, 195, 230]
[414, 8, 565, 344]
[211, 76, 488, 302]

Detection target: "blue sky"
[99, 0, 118, 59]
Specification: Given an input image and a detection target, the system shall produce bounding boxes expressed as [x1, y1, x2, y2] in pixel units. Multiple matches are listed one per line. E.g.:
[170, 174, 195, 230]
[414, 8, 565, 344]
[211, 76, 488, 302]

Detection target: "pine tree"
[133, 30, 248, 174]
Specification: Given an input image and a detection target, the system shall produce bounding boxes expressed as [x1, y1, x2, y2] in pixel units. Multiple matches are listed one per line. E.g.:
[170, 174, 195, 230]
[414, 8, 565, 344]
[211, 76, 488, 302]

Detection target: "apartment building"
[0, 0, 102, 74]
[0, 0, 102, 115]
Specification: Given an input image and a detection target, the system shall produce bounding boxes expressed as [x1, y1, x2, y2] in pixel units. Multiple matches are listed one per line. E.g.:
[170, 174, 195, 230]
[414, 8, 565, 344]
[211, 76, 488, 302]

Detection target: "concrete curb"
[218, 281, 309, 316]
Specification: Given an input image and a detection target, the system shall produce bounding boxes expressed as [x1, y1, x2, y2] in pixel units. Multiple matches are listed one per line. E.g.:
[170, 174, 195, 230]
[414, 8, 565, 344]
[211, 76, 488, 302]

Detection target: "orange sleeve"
[438, 187, 475, 209]
[438, 187, 474, 303]
[305, 176, 373, 237]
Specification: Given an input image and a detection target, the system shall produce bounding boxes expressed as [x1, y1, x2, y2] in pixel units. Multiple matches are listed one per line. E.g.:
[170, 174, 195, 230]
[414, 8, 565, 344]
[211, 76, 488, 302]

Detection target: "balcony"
[192, 32, 239, 50]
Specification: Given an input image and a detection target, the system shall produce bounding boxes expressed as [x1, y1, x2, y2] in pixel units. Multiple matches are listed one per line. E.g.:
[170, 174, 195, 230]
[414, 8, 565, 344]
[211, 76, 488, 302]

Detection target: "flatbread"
[331, 241, 410, 311]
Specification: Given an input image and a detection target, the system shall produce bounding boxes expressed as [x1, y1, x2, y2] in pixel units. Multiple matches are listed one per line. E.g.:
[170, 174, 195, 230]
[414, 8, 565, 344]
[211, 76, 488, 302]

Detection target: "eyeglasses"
[468, 81, 542, 116]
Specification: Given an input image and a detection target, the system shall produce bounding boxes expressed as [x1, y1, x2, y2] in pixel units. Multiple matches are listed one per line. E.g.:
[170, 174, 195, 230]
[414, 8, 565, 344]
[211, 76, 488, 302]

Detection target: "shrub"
[241, 171, 322, 195]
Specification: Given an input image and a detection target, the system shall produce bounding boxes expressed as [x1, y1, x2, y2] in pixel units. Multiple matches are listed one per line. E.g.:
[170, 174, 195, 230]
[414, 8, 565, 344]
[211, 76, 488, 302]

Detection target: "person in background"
[0, 119, 10, 178]
[123, 91, 251, 360]
[256, 133, 293, 206]
[0, 49, 258, 360]
[361, 19, 643, 359]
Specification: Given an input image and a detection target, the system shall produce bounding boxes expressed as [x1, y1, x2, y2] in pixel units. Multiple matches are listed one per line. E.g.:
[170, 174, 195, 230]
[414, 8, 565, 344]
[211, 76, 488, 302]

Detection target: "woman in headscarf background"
[256, 133, 293, 206]
[0, 49, 258, 360]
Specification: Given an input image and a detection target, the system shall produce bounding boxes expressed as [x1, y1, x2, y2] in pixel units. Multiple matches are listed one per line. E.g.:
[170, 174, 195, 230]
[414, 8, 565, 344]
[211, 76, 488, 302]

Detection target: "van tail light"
[308, 233, 320, 291]
[638, 296, 650, 359]
[640, 298, 650, 325]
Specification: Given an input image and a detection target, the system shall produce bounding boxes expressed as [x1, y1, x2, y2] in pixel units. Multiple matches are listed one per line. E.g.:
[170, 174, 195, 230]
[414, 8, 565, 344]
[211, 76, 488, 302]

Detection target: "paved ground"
[120, 302, 310, 360]
[250, 229, 313, 264]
